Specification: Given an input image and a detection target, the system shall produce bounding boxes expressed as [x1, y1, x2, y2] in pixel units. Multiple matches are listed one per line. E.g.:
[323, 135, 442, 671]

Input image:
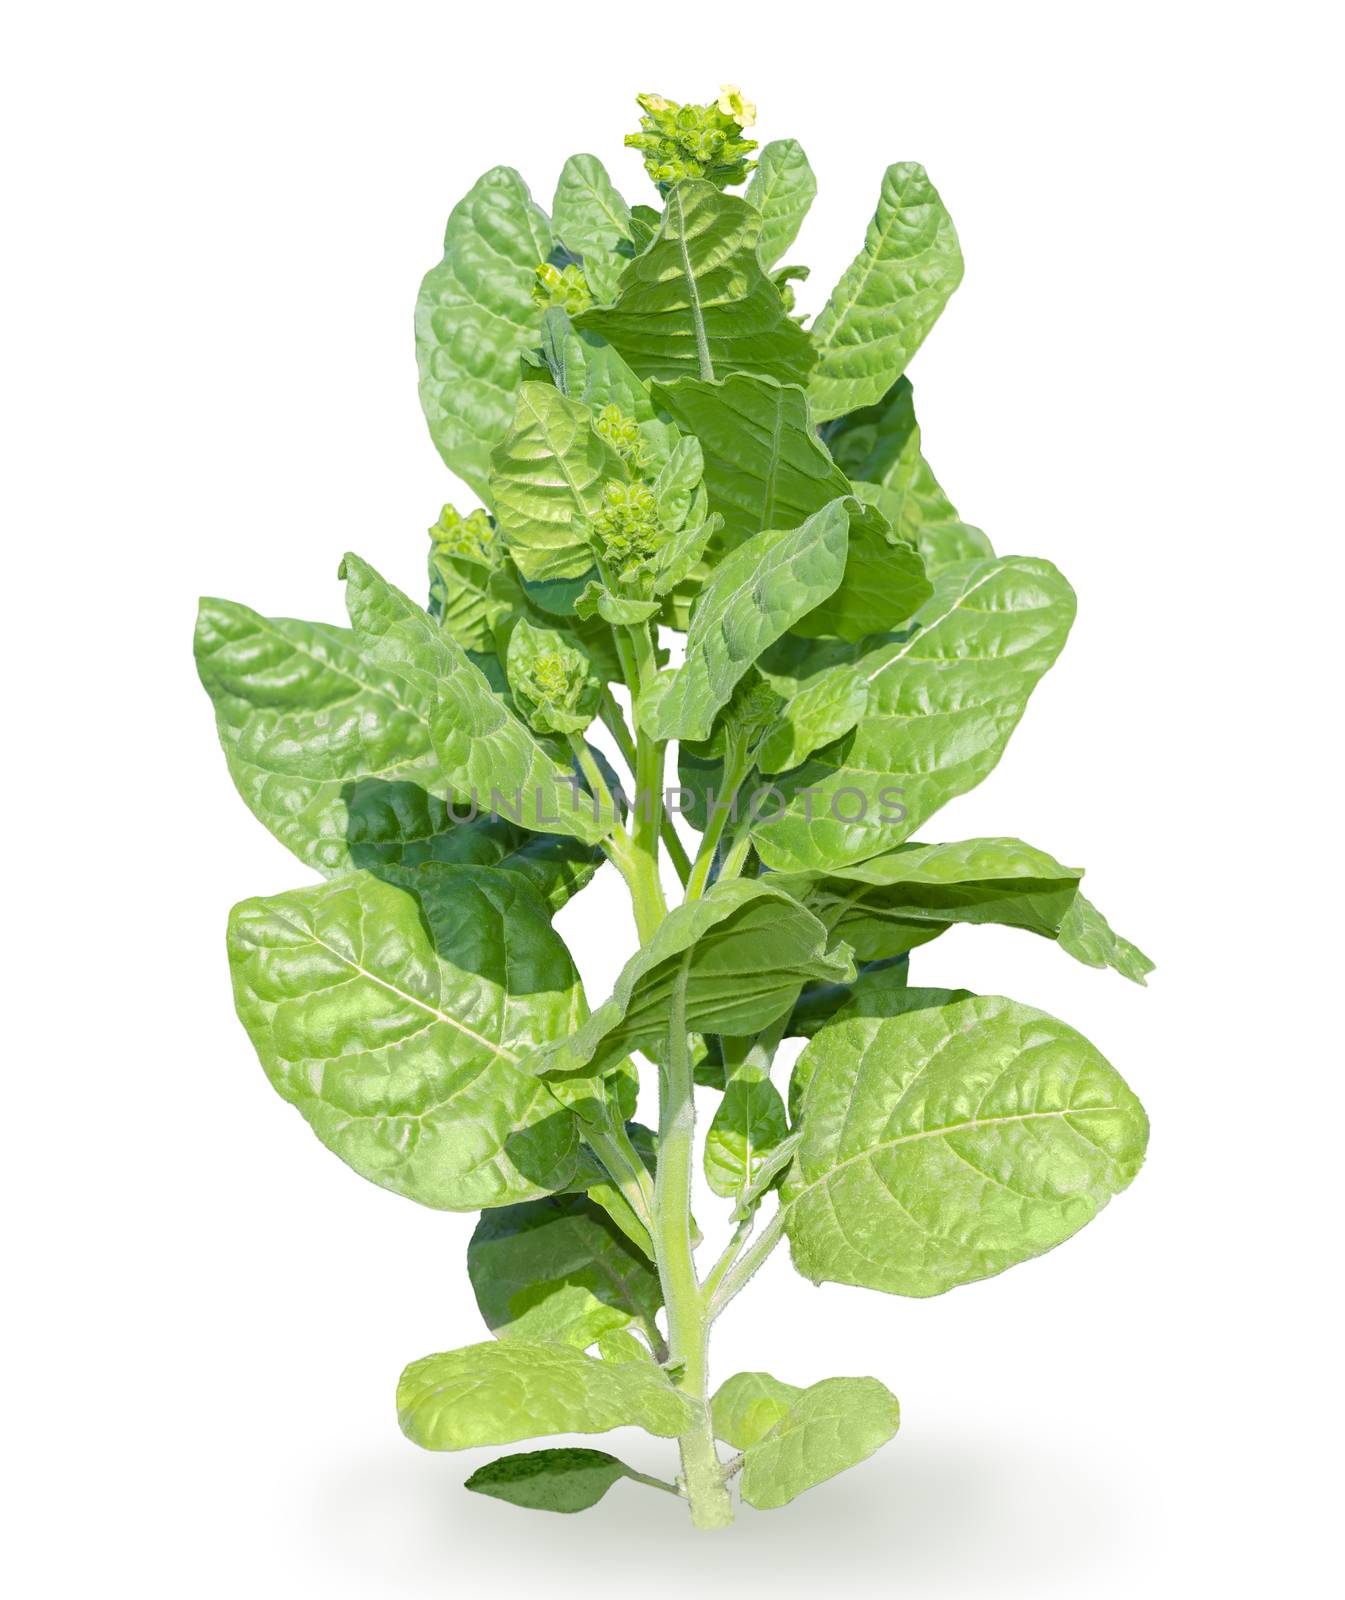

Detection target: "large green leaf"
[464, 1448, 636, 1512]
[468, 1193, 663, 1350]
[536, 880, 853, 1082]
[397, 1340, 694, 1448]
[645, 500, 851, 744]
[577, 181, 815, 386]
[341, 554, 613, 843]
[488, 384, 625, 583]
[774, 837, 1152, 981]
[227, 865, 590, 1209]
[416, 168, 550, 500]
[650, 374, 931, 635]
[827, 377, 993, 575]
[343, 780, 601, 915]
[751, 557, 1077, 871]
[745, 139, 816, 270]
[808, 164, 964, 424]
[737, 1377, 901, 1509]
[782, 991, 1149, 1296]
[551, 155, 632, 265]
[196, 597, 443, 873]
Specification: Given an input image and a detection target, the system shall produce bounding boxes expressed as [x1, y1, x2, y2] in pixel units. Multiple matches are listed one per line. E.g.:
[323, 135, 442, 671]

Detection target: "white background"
[5, 3, 1341, 1595]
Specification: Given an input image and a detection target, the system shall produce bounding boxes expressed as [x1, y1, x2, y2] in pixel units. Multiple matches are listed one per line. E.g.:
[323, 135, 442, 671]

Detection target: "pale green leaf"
[552, 154, 632, 259]
[645, 499, 851, 744]
[704, 1077, 790, 1200]
[809, 164, 964, 424]
[1059, 893, 1155, 984]
[745, 139, 817, 270]
[227, 866, 591, 1209]
[751, 557, 1077, 871]
[536, 880, 853, 1082]
[397, 1340, 694, 1447]
[577, 180, 815, 386]
[738, 1377, 901, 1508]
[416, 168, 550, 500]
[712, 1371, 803, 1448]
[782, 991, 1149, 1296]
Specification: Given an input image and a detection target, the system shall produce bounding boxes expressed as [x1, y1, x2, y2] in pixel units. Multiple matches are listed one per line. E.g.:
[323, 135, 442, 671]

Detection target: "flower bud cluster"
[625, 88, 757, 189]
[531, 262, 593, 314]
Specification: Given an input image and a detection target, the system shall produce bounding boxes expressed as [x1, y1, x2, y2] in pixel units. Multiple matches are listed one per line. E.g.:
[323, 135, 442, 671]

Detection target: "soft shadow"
[310, 1429, 1132, 1598]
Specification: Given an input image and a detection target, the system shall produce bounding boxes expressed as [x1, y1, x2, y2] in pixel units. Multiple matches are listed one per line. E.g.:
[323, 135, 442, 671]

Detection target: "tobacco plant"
[196, 88, 1152, 1528]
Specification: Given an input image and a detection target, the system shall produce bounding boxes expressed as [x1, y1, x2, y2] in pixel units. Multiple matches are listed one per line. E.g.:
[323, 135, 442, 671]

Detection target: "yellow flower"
[717, 85, 756, 127]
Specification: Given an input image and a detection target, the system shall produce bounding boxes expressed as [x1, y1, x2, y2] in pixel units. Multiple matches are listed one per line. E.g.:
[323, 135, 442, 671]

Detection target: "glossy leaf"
[809, 163, 964, 423]
[468, 1193, 662, 1350]
[416, 168, 550, 500]
[341, 554, 614, 843]
[745, 139, 817, 270]
[577, 180, 815, 386]
[398, 1340, 694, 1448]
[227, 866, 592, 1209]
[645, 499, 851, 744]
[464, 1448, 633, 1512]
[489, 384, 626, 583]
[782, 991, 1149, 1296]
[751, 557, 1077, 872]
[536, 880, 853, 1082]
[738, 1377, 901, 1509]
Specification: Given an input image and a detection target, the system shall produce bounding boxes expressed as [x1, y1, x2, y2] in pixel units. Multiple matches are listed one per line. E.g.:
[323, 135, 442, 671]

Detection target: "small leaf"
[809, 164, 963, 424]
[712, 1372, 803, 1448]
[464, 1448, 632, 1513]
[552, 154, 632, 260]
[577, 181, 815, 386]
[782, 991, 1149, 1296]
[745, 139, 817, 270]
[738, 1377, 901, 1509]
[397, 1340, 694, 1448]
[704, 1079, 790, 1201]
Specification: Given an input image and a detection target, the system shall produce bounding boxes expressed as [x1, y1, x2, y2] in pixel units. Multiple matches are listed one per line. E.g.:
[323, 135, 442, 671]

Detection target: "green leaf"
[745, 139, 817, 270]
[489, 384, 625, 583]
[468, 1193, 662, 1350]
[416, 168, 550, 500]
[754, 634, 872, 774]
[227, 865, 592, 1209]
[552, 154, 632, 260]
[505, 617, 602, 737]
[737, 1377, 901, 1509]
[577, 180, 815, 386]
[574, 581, 661, 626]
[464, 1448, 633, 1513]
[344, 780, 600, 914]
[711, 1371, 803, 1449]
[1059, 894, 1156, 984]
[539, 313, 654, 418]
[536, 880, 854, 1082]
[808, 163, 964, 424]
[646, 499, 851, 744]
[827, 378, 993, 574]
[782, 991, 1149, 1296]
[397, 1340, 694, 1448]
[195, 597, 444, 874]
[340, 554, 613, 844]
[704, 1077, 790, 1201]
[751, 557, 1077, 872]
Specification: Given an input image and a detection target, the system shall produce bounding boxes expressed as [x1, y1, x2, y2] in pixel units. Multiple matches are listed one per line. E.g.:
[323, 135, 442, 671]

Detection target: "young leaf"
[416, 168, 551, 500]
[737, 1377, 901, 1509]
[397, 1340, 695, 1448]
[468, 1193, 663, 1351]
[704, 1077, 790, 1201]
[464, 1448, 634, 1513]
[576, 180, 815, 386]
[489, 384, 626, 583]
[551, 154, 632, 261]
[711, 1372, 803, 1449]
[227, 865, 595, 1209]
[341, 554, 614, 843]
[808, 163, 964, 423]
[751, 557, 1077, 872]
[782, 991, 1150, 1296]
[195, 597, 445, 874]
[745, 139, 817, 270]
[535, 880, 853, 1082]
[826, 377, 994, 575]
[645, 499, 852, 744]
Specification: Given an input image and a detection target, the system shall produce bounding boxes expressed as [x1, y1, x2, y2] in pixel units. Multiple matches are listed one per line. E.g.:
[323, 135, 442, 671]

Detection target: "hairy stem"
[653, 956, 733, 1528]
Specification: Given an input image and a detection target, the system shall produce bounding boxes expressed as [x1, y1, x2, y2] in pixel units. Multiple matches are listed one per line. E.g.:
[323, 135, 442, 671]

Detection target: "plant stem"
[652, 956, 734, 1528]
[599, 689, 691, 885]
[708, 1204, 787, 1321]
[684, 739, 752, 903]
